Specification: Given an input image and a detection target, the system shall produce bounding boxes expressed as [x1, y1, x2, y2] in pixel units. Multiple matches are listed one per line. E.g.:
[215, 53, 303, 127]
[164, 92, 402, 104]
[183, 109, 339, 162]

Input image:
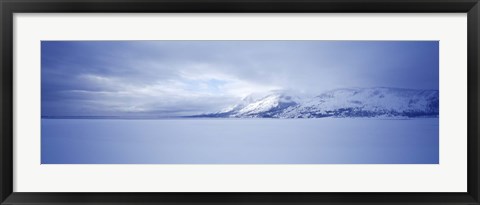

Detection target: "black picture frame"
[1, 0, 479, 204]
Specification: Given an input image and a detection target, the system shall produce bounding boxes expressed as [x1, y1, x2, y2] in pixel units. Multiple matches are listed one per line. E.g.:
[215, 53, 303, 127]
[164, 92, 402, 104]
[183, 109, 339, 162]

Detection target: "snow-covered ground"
[41, 118, 439, 164]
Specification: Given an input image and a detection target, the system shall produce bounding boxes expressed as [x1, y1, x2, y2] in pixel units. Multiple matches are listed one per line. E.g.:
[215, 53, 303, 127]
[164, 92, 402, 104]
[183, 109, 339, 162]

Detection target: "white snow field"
[41, 118, 439, 164]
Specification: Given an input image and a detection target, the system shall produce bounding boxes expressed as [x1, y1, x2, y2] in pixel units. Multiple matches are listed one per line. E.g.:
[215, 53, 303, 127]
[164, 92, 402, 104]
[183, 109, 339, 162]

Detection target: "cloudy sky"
[41, 41, 438, 117]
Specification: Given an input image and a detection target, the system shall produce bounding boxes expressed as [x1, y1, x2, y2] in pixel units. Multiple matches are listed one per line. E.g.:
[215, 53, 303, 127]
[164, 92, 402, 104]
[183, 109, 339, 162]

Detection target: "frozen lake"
[41, 118, 439, 164]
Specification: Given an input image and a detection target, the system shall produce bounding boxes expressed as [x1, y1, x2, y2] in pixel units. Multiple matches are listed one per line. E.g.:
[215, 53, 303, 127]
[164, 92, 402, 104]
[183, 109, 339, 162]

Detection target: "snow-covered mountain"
[198, 90, 300, 118]
[196, 87, 439, 118]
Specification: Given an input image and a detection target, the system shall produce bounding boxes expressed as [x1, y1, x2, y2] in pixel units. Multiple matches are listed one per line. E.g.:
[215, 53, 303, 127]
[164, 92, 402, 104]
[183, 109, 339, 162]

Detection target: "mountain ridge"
[196, 87, 439, 118]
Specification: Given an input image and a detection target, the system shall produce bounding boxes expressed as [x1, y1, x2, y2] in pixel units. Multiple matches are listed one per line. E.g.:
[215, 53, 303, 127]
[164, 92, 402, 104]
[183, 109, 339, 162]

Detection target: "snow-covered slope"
[279, 87, 438, 118]
[232, 91, 300, 118]
[198, 87, 439, 118]
[200, 91, 300, 118]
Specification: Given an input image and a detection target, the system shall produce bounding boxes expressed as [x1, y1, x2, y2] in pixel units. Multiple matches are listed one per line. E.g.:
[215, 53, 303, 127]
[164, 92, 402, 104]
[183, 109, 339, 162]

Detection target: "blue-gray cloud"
[41, 41, 439, 116]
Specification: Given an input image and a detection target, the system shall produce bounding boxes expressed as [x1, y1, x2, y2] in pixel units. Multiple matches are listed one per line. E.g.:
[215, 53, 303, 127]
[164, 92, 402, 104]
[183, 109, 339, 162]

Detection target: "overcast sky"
[41, 41, 438, 117]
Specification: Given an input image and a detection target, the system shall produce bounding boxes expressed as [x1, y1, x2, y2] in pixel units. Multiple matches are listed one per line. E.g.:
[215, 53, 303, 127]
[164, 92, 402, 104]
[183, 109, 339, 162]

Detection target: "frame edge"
[468, 1, 480, 203]
[1, 0, 480, 204]
[0, 0, 14, 204]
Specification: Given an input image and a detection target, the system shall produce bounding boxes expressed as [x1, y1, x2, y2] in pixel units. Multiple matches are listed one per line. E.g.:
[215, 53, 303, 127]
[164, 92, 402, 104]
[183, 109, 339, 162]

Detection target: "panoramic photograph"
[41, 41, 439, 164]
